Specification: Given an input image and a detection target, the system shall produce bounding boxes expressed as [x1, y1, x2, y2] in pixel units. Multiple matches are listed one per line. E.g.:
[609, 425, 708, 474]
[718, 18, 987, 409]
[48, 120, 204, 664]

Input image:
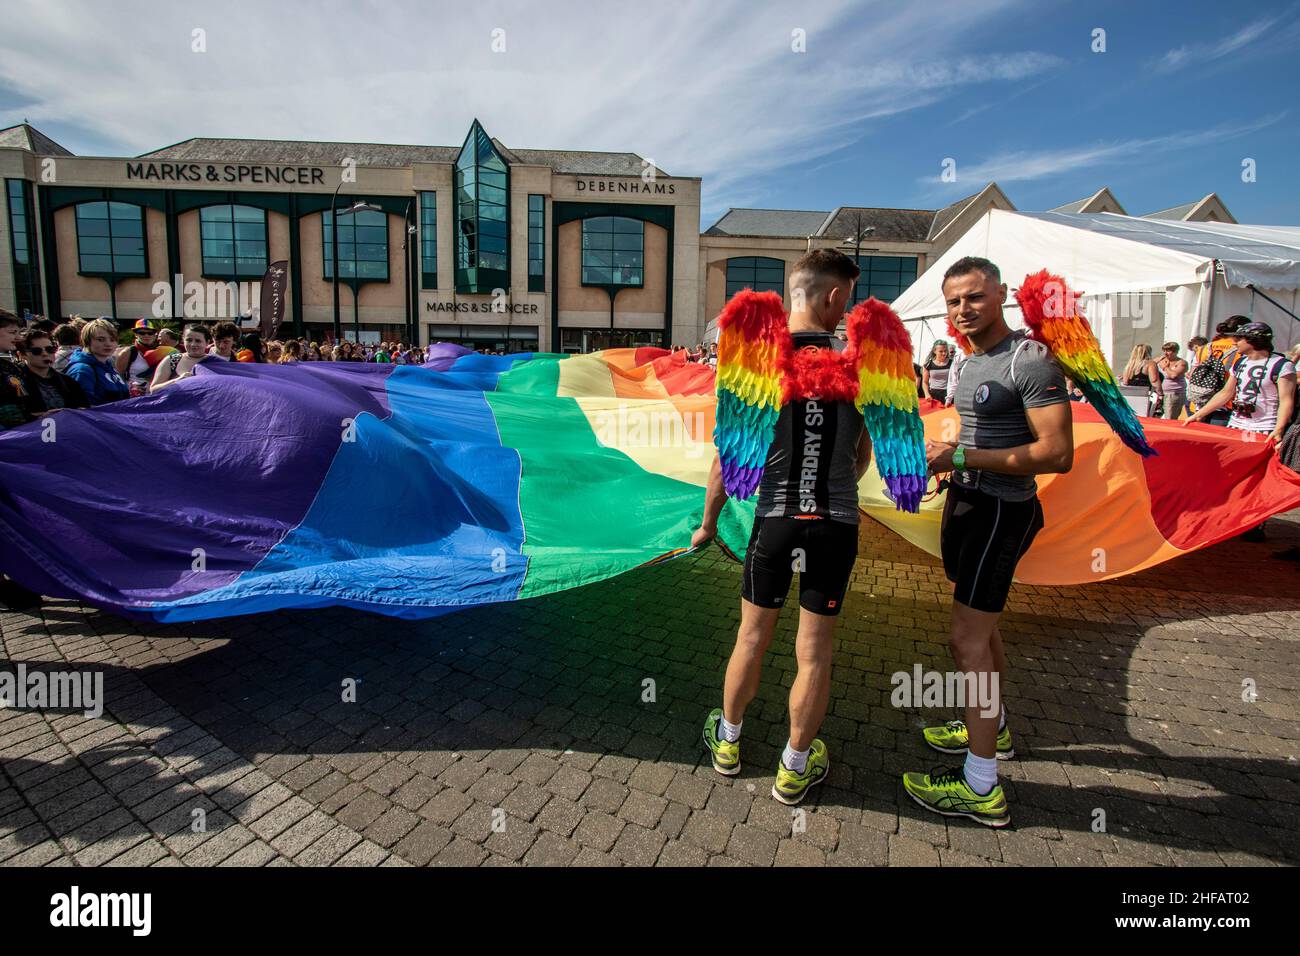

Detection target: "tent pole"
[1247, 284, 1300, 328]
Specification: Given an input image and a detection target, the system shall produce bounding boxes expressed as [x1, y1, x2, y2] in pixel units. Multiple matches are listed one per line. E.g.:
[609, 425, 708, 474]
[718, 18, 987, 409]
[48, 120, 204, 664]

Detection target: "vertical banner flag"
[259, 260, 288, 340]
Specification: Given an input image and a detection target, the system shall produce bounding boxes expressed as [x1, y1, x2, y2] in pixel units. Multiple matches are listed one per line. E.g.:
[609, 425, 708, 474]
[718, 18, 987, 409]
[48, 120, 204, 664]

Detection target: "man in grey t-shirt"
[951, 331, 1068, 501]
[901, 256, 1073, 829]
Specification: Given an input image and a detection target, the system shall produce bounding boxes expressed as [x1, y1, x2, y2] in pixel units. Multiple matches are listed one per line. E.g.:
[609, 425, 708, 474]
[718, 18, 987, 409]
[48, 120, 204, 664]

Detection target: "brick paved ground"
[2, 510, 1298, 867]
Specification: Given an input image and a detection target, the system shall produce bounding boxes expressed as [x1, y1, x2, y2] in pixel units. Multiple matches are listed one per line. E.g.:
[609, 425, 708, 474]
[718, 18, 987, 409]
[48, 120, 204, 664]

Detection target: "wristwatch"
[952, 444, 967, 470]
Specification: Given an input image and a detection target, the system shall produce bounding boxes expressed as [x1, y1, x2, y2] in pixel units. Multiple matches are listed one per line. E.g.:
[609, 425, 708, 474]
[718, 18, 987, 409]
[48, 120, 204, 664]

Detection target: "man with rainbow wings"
[692, 249, 927, 806]
[903, 257, 1155, 828]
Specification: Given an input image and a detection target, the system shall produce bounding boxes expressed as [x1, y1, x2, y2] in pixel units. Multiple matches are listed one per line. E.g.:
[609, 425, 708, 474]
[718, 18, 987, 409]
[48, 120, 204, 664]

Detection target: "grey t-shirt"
[951, 330, 1068, 501]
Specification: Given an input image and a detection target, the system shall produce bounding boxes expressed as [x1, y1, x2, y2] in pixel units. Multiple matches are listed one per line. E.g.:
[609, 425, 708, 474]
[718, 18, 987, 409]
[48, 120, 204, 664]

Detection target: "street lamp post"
[843, 214, 875, 306]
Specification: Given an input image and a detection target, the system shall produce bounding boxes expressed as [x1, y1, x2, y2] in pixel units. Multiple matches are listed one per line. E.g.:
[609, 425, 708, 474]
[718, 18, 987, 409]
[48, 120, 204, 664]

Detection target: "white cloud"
[1154, 16, 1286, 73]
[924, 113, 1286, 185]
[0, 0, 1061, 222]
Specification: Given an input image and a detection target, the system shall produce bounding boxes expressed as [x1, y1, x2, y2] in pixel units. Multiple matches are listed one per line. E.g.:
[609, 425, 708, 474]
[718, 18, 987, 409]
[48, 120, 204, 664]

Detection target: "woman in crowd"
[1155, 341, 1188, 419]
[921, 339, 953, 406]
[280, 340, 303, 363]
[150, 324, 211, 392]
[266, 340, 283, 364]
[1120, 343, 1160, 415]
[65, 318, 131, 405]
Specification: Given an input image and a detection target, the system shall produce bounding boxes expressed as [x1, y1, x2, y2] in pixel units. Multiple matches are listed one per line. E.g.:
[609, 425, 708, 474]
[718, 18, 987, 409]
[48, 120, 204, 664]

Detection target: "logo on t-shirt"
[974, 383, 990, 404]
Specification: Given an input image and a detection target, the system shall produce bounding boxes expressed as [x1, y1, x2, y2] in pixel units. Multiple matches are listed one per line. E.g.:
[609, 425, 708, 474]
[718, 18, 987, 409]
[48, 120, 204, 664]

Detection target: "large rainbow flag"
[1, 346, 1298, 620]
[0, 347, 752, 621]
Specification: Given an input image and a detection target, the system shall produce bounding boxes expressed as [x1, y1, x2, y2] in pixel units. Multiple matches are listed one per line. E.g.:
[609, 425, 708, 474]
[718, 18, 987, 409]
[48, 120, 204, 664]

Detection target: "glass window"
[75, 201, 147, 275]
[527, 194, 544, 292]
[6, 180, 41, 315]
[200, 204, 268, 277]
[455, 121, 511, 293]
[420, 191, 437, 290]
[581, 217, 643, 287]
[323, 209, 389, 281]
[851, 254, 918, 305]
[725, 256, 785, 300]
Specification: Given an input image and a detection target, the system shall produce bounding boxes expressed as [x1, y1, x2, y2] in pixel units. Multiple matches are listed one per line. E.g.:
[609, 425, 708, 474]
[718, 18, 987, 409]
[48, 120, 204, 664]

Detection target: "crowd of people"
[0, 310, 438, 420]
[4, 308, 1297, 463]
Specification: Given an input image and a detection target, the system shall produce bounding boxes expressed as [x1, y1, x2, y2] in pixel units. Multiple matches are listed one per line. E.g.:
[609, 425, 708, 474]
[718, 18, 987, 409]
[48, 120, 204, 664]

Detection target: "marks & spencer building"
[0, 119, 703, 352]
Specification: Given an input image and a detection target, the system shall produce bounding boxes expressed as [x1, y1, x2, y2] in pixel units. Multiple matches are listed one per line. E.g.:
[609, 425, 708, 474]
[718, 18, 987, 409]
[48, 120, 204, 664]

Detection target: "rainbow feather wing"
[1015, 270, 1157, 458]
[846, 299, 927, 513]
[713, 290, 791, 498]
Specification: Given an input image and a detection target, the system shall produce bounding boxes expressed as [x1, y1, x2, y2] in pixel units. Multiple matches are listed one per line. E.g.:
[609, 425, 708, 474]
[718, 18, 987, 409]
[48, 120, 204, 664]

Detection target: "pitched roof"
[817, 206, 935, 242]
[927, 189, 984, 240]
[137, 136, 666, 176]
[1049, 197, 1093, 214]
[0, 123, 74, 156]
[1142, 200, 1198, 221]
[704, 208, 831, 238]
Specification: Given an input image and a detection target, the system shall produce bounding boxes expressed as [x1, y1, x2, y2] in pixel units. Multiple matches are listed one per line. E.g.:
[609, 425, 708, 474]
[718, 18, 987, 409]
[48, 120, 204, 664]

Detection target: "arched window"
[75, 201, 146, 275]
[322, 209, 389, 280]
[200, 204, 268, 277]
[725, 256, 784, 299]
[581, 216, 643, 287]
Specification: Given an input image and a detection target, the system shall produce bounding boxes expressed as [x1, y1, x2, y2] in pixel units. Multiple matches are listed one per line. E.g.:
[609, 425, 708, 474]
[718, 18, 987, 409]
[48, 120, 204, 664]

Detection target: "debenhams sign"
[127, 162, 326, 185]
[575, 177, 676, 195]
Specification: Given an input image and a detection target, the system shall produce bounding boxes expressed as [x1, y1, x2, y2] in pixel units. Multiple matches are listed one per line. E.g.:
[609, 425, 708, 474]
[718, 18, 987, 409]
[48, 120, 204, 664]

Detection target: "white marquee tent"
[892, 209, 1300, 366]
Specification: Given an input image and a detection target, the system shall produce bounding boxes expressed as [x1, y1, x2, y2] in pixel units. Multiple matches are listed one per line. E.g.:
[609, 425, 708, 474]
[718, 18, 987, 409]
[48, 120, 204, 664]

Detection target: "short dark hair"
[943, 256, 1001, 286]
[53, 322, 80, 346]
[1243, 332, 1273, 352]
[17, 328, 52, 351]
[0, 309, 22, 330]
[182, 323, 211, 341]
[212, 321, 239, 341]
[1216, 315, 1249, 336]
[791, 248, 861, 285]
[1187, 336, 1208, 349]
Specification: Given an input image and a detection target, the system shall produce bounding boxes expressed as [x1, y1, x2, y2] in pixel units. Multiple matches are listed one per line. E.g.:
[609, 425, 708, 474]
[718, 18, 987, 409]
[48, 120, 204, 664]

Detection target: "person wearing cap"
[1188, 321, 1295, 445]
[115, 317, 161, 395]
[1186, 315, 1250, 425]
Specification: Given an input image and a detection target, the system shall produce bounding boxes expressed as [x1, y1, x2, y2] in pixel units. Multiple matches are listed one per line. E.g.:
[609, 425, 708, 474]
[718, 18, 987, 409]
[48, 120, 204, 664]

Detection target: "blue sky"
[1, 0, 1297, 226]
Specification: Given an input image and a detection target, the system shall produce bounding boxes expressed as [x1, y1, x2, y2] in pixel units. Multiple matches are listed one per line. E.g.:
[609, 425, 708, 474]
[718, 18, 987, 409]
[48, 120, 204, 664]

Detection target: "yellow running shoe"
[771, 739, 829, 805]
[702, 708, 740, 776]
[922, 720, 1015, 760]
[901, 765, 1010, 828]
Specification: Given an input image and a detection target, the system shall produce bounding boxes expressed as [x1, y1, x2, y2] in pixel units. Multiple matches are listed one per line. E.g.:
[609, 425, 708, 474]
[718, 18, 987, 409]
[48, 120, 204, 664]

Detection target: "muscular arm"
[962, 402, 1074, 475]
[693, 453, 727, 544]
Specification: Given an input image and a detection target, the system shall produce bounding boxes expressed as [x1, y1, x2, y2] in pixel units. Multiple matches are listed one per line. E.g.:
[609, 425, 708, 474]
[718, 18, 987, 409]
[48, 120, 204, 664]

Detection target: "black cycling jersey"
[753, 332, 865, 525]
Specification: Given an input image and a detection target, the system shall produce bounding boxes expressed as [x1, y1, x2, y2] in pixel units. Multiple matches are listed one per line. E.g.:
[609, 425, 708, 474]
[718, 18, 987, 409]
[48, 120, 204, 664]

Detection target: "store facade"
[0, 120, 704, 351]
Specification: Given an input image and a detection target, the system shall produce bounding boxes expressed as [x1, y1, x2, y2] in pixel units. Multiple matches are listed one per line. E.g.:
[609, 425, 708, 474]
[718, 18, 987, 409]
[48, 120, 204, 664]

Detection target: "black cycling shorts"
[741, 516, 858, 616]
[941, 483, 1044, 614]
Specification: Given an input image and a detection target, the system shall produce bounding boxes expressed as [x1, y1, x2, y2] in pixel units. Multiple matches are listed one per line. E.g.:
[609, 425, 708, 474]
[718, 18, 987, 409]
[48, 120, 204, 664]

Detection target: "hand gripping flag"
[712, 290, 926, 511]
[1015, 270, 1157, 458]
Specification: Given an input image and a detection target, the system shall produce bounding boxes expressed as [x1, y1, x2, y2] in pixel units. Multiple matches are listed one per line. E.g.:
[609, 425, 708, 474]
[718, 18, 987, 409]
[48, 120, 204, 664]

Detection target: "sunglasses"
[24, 345, 58, 355]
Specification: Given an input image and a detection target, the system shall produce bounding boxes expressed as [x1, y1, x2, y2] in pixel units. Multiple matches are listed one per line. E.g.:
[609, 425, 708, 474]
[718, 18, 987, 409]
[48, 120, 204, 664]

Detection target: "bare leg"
[722, 599, 781, 725]
[949, 601, 1002, 759]
[788, 608, 837, 752]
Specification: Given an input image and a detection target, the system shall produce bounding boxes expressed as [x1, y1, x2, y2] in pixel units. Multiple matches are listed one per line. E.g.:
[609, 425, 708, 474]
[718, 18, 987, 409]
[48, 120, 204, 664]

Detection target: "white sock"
[720, 715, 742, 743]
[999, 702, 1007, 731]
[963, 751, 998, 795]
[782, 742, 809, 773]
